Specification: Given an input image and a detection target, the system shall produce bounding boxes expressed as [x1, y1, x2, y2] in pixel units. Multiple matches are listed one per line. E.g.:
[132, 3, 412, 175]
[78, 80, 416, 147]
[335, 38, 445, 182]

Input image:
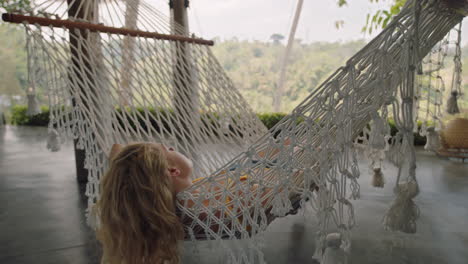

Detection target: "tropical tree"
[0, 24, 27, 97]
[1, 0, 31, 12]
[270, 34, 285, 45]
[337, 0, 406, 33]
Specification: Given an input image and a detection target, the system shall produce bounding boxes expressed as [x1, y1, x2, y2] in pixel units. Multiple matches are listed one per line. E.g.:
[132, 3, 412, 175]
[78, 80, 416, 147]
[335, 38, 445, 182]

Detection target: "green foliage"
[7, 104, 429, 146]
[335, 20, 345, 29]
[114, 106, 176, 134]
[257, 112, 287, 129]
[337, 0, 406, 33]
[0, 0, 31, 12]
[337, 0, 347, 7]
[1, 26, 465, 114]
[9, 105, 427, 145]
[387, 119, 427, 146]
[362, 0, 406, 33]
[10, 105, 49, 126]
[212, 39, 366, 112]
[270, 34, 285, 45]
[0, 24, 28, 97]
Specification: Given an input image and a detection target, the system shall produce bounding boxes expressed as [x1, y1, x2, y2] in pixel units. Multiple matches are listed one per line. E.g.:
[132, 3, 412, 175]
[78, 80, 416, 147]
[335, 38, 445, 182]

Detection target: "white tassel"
[424, 127, 440, 152]
[321, 233, 347, 264]
[26, 94, 41, 116]
[46, 129, 61, 152]
[85, 205, 99, 229]
[446, 91, 460, 115]
[383, 181, 420, 233]
[372, 168, 385, 188]
[313, 233, 326, 262]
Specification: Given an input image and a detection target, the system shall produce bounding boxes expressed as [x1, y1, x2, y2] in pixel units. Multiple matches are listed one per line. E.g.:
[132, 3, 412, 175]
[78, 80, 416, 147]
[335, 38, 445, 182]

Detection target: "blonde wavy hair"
[96, 143, 183, 264]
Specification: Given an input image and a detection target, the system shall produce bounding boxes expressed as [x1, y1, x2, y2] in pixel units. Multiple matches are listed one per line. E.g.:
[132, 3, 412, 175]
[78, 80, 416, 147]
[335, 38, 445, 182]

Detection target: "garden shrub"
[256, 112, 287, 129]
[9, 105, 427, 145]
[10, 105, 50, 126]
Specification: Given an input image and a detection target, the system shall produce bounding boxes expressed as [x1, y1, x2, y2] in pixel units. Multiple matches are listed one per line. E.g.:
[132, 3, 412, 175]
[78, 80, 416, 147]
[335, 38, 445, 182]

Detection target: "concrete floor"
[1, 125, 467, 264]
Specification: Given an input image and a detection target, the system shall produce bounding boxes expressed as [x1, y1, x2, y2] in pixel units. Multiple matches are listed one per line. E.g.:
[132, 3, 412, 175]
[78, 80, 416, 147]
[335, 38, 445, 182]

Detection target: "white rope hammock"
[3, 0, 466, 262]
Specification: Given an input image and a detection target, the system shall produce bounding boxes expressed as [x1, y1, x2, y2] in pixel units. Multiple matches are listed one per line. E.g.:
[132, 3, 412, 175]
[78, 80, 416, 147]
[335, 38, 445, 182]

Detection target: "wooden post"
[67, 0, 96, 183]
[119, 0, 140, 106]
[169, 0, 199, 152]
[170, 0, 190, 31]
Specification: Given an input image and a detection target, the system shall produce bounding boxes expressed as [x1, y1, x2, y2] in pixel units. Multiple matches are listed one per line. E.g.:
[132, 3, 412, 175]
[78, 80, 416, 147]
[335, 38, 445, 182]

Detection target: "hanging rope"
[383, 0, 422, 234]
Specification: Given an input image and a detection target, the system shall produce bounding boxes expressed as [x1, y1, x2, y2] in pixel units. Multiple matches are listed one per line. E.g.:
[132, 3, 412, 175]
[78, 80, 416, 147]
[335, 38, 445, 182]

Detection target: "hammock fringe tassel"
[321, 233, 348, 264]
[26, 94, 41, 116]
[372, 168, 385, 188]
[446, 91, 460, 114]
[46, 129, 61, 152]
[383, 181, 420, 234]
[424, 127, 441, 152]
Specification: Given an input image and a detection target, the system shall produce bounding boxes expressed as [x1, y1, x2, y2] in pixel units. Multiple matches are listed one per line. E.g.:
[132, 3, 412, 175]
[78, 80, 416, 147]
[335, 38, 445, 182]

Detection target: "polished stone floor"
[1, 125, 467, 264]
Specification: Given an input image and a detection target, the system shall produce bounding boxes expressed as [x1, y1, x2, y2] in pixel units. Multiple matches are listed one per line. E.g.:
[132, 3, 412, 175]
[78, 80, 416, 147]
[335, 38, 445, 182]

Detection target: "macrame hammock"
[2, 0, 466, 262]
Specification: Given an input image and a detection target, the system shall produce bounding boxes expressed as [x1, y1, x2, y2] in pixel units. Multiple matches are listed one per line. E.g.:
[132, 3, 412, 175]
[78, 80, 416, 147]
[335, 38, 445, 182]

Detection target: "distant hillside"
[213, 38, 468, 113]
[211, 39, 367, 112]
[0, 23, 466, 114]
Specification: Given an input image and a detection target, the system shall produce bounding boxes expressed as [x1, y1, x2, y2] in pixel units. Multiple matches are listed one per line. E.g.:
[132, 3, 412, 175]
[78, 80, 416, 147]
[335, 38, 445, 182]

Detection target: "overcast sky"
[148, 0, 468, 44]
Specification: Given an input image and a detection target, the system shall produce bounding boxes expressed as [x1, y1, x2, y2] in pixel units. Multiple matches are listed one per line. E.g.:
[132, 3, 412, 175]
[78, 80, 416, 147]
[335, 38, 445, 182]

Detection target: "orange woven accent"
[192, 177, 204, 184]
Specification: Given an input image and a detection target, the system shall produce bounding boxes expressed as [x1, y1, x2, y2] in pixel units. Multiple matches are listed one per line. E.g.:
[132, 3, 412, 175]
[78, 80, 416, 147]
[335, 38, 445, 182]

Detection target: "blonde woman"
[97, 142, 309, 264]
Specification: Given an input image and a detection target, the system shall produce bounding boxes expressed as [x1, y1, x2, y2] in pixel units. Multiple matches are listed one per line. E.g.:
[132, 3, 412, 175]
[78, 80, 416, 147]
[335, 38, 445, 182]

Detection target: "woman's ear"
[109, 143, 123, 160]
[168, 167, 180, 177]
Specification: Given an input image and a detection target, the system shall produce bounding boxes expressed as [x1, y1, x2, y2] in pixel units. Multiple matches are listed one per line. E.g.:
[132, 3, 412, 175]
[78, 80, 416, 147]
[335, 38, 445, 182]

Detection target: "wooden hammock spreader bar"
[1, 13, 215, 46]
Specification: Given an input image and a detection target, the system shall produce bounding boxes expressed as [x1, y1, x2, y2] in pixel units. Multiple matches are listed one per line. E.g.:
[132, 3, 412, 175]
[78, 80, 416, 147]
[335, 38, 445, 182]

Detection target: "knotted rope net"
[4, 0, 466, 262]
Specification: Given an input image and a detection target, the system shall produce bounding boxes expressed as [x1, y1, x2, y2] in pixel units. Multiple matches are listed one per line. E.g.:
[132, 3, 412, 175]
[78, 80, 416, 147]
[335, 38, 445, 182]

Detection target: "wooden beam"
[2, 13, 214, 46]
